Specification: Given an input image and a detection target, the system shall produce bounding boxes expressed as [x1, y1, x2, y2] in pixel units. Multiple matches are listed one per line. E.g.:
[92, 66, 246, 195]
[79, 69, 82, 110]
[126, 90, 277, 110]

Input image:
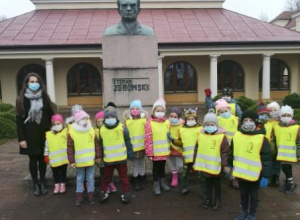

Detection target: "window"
[164, 62, 197, 93]
[217, 60, 244, 91]
[67, 63, 102, 96]
[17, 64, 46, 93]
[259, 59, 290, 90]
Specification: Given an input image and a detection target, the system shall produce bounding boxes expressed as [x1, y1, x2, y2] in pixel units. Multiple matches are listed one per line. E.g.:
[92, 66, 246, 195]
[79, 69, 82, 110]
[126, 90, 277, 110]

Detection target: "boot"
[75, 193, 83, 206]
[236, 210, 248, 220]
[121, 192, 131, 204]
[159, 178, 170, 191]
[202, 198, 212, 209]
[53, 184, 60, 194]
[245, 215, 256, 220]
[33, 183, 41, 196]
[134, 176, 141, 191]
[284, 181, 298, 194]
[88, 192, 95, 205]
[181, 186, 189, 195]
[139, 175, 145, 190]
[213, 199, 221, 211]
[109, 182, 117, 192]
[269, 175, 279, 187]
[99, 191, 109, 203]
[59, 183, 66, 193]
[171, 172, 178, 187]
[40, 181, 48, 195]
[153, 181, 161, 196]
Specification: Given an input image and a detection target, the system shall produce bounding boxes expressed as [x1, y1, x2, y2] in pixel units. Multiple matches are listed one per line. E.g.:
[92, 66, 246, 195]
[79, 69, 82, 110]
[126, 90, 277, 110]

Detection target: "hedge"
[0, 103, 14, 112]
[0, 117, 17, 139]
[0, 112, 16, 123]
[283, 93, 300, 109]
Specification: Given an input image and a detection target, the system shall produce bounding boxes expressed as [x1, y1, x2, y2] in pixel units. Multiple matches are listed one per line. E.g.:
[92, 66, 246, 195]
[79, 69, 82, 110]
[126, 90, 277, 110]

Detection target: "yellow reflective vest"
[151, 120, 170, 157]
[46, 128, 69, 168]
[193, 132, 225, 175]
[100, 123, 127, 163]
[274, 124, 299, 163]
[180, 126, 201, 163]
[218, 115, 238, 144]
[232, 131, 264, 182]
[170, 124, 183, 154]
[126, 118, 146, 152]
[69, 126, 96, 168]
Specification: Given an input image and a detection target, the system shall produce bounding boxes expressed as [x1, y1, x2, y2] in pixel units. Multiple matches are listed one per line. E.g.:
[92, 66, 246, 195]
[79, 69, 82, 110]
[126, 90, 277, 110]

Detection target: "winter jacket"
[16, 97, 54, 156]
[205, 96, 242, 118]
[229, 126, 272, 179]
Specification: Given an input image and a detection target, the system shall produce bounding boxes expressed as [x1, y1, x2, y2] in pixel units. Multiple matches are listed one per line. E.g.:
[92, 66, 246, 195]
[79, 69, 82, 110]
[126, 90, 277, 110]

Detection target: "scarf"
[24, 88, 43, 124]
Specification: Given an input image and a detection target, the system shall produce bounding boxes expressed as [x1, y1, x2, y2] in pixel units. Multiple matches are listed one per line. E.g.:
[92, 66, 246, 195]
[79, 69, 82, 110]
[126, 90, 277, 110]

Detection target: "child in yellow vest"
[230, 110, 272, 220]
[274, 105, 300, 194]
[95, 111, 117, 193]
[193, 112, 230, 210]
[125, 100, 147, 191]
[44, 114, 69, 194]
[168, 106, 184, 187]
[67, 110, 102, 206]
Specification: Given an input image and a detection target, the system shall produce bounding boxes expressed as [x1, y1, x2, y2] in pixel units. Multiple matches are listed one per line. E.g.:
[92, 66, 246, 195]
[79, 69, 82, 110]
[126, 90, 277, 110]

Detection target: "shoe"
[171, 172, 178, 187]
[109, 182, 117, 193]
[153, 181, 161, 196]
[99, 191, 109, 203]
[181, 186, 189, 195]
[284, 182, 298, 194]
[245, 215, 256, 220]
[202, 199, 212, 209]
[269, 175, 279, 187]
[213, 199, 221, 211]
[40, 182, 48, 195]
[59, 183, 66, 193]
[159, 178, 170, 191]
[134, 176, 141, 191]
[75, 193, 83, 206]
[33, 183, 41, 196]
[121, 192, 131, 204]
[139, 175, 145, 190]
[88, 192, 95, 205]
[236, 211, 248, 220]
[53, 184, 60, 194]
[229, 179, 239, 190]
[106, 187, 111, 194]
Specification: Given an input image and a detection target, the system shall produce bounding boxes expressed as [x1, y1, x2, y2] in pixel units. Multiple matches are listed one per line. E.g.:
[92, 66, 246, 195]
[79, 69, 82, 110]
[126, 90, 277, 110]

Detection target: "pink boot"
[59, 183, 66, 193]
[53, 184, 60, 194]
[109, 182, 117, 192]
[171, 171, 178, 187]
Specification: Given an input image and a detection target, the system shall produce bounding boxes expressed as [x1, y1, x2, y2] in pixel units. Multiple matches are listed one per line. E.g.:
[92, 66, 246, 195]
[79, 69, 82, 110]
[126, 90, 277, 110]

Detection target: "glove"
[204, 88, 212, 97]
[44, 156, 50, 164]
[167, 132, 174, 142]
[259, 177, 268, 188]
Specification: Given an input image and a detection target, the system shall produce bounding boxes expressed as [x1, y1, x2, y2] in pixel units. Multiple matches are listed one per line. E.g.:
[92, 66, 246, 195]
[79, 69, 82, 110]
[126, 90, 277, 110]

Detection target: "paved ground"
[1, 140, 300, 220]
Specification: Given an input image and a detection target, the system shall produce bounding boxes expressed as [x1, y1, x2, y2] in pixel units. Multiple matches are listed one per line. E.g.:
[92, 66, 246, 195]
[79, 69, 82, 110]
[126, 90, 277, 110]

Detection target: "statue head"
[117, 0, 141, 22]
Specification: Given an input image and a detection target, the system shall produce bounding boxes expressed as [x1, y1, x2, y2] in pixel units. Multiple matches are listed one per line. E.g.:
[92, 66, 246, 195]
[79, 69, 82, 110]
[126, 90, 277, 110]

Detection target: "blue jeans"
[76, 165, 95, 193]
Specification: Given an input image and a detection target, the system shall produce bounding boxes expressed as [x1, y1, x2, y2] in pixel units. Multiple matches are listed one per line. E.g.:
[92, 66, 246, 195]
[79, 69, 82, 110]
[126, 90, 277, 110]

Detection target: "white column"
[210, 55, 219, 98]
[43, 58, 56, 102]
[262, 54, 272, 100]
[158, 56, 164, 99]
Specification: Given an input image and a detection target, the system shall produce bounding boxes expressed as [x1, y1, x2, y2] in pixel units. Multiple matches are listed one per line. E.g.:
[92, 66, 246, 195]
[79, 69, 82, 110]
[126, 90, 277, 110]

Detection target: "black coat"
[16, 97, 54, 156]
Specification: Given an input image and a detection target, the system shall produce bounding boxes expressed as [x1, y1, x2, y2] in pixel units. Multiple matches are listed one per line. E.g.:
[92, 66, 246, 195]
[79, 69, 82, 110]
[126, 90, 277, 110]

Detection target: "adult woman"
[16, 73, 55, 196]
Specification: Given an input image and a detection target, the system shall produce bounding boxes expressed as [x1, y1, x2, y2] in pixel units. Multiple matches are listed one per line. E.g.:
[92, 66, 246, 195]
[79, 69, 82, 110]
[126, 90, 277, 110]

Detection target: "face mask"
[131, 109, 140, 116]
[220, 111, 231, 119]
[223, 97, 231, 102]
[78, 120, 88, 127]
[258, 114, 269, 124]
[52, 124, 63, 132]
[281, 117, 292, 125]
[241, 122, 256, 132]
[28, 83, 40, 91]
[155, 112, 165, 119]
[105, 118, 117, 126]
[270, 111, 279, 119]
[186, 120, 197, 127]
[204, 125, 217, 133]
[169, 118, 179, 125]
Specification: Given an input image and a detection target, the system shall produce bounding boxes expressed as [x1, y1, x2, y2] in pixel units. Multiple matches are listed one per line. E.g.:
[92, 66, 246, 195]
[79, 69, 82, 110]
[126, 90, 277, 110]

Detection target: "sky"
[0, 0, 289, 21]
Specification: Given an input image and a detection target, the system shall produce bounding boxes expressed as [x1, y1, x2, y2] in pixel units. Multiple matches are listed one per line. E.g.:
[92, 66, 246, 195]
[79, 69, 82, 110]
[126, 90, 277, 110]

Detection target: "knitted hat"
[215, 99, 230, 112]
[279, 105, 294, 117]
[104, 106, 118, 119]
[73, 110, 89, 123]
[95, 111, 104, 122]
[257, 102, 271, 115]
[152, 98, 166, 112]
[51, 114, 64, 124]
[170, 106, 182, 118]
[130, 100, 142, 111]
[241, 110, 258, 125]
[222, 87, 233, 97]
[106, 102, 117, 108]
[203, 112, 218, 125]
[71, 104, 83, 116]
[267, 101, 280, 111]
[184, 107, 197, 119]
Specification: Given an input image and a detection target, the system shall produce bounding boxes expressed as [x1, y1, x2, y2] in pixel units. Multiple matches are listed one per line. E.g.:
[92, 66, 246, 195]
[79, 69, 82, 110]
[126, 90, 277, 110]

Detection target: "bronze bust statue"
[104, 0, 155, 36]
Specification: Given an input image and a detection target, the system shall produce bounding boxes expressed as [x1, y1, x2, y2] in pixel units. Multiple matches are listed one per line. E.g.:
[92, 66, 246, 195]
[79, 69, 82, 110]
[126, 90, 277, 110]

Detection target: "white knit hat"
[203, 112, 218, 125]
[267, 101, 280, 111]
[279, 105, 294, 117]
[152, 98, 166, 112]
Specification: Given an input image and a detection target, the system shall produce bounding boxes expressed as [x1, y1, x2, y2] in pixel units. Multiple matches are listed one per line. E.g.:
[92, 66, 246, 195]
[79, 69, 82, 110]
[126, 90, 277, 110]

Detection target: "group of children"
[42, 87, 300, 220]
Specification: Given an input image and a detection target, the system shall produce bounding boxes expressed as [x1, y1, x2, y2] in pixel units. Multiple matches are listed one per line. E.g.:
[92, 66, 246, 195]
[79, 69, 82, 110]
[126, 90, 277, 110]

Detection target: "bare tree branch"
[0, 15, 7, 22]
[259, 12, 269, 22]
[285, 0, 300, 11]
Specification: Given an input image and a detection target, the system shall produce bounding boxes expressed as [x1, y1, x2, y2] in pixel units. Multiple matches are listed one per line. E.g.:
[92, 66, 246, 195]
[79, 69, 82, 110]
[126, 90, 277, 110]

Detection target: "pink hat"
[95, 111, 104, 122]
[73, 111, 89, 123]
[215, 99, 230, 112]
[51, 114, 64, 124]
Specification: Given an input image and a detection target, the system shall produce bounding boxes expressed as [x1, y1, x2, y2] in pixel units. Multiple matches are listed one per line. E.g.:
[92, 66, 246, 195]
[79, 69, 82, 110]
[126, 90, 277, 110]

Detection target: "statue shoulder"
[103, 24, 120, 36]
[140, 24, 155, 36]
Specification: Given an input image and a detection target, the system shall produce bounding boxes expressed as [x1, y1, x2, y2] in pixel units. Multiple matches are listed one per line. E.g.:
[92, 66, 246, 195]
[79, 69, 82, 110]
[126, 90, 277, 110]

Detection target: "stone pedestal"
[102, 35, 158, 119]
